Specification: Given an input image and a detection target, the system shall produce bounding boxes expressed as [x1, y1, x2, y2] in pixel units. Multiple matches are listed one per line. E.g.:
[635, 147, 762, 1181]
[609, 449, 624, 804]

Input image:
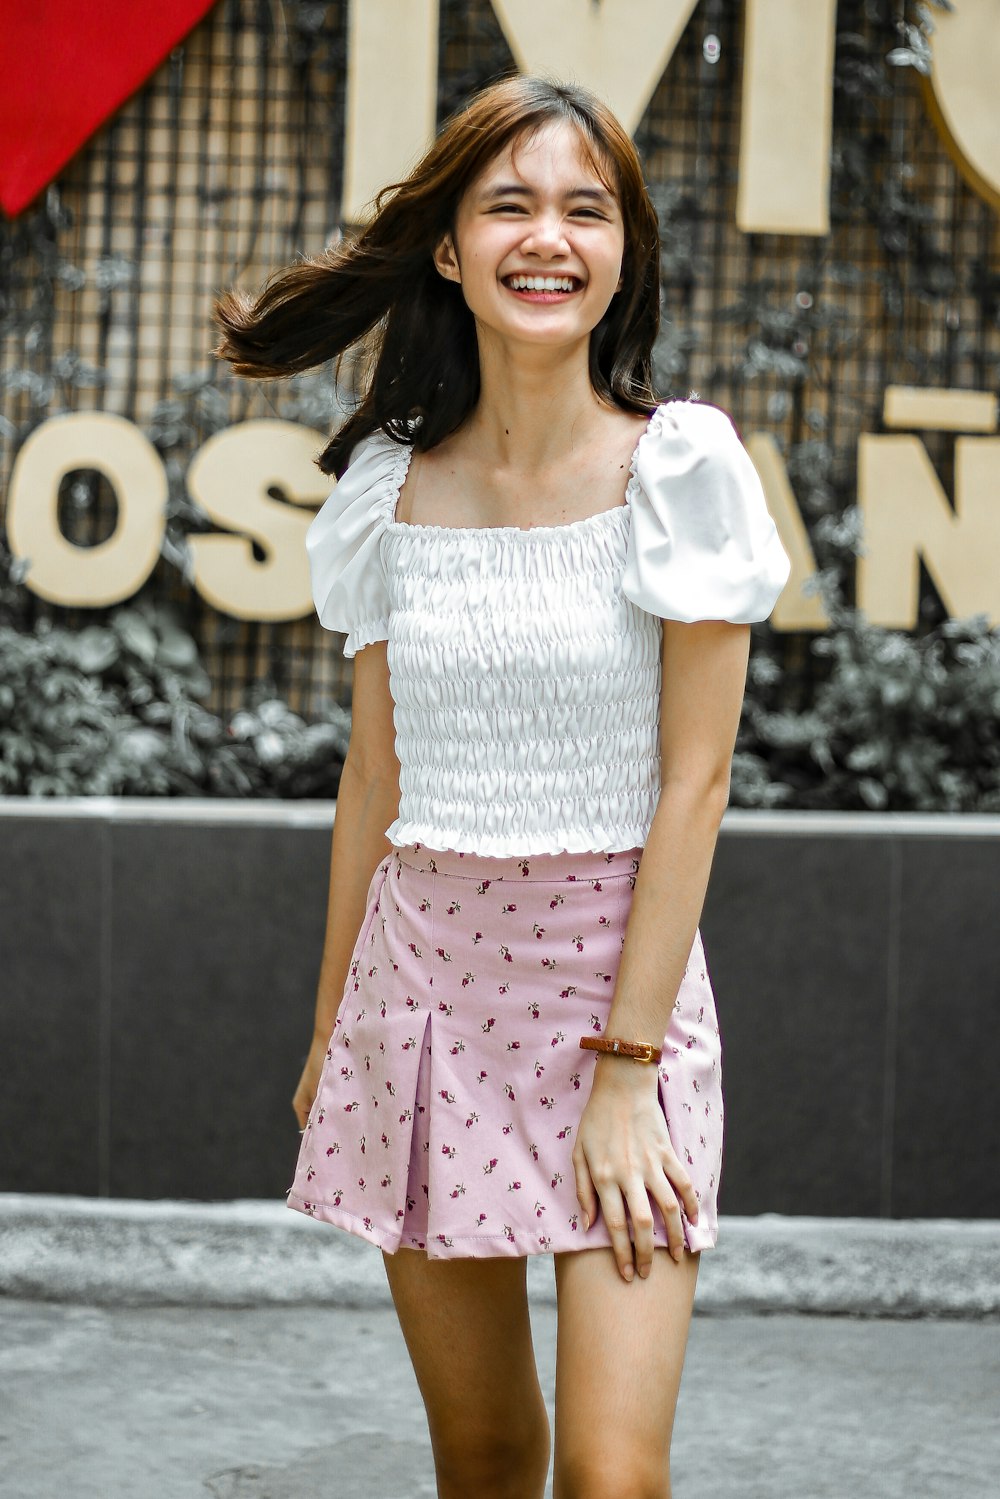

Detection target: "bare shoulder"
[392, 430, 464, 526]
[587, 404, 659, 479]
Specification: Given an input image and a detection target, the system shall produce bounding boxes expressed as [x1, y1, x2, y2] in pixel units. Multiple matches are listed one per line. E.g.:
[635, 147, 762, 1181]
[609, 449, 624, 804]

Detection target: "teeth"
[507, 275, 577, 292]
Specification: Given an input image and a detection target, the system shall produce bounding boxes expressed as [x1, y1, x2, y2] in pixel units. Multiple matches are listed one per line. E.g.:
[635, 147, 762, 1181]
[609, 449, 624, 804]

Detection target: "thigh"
[382, 1247, 546, 1445]
[552, 1245, 699, 1483]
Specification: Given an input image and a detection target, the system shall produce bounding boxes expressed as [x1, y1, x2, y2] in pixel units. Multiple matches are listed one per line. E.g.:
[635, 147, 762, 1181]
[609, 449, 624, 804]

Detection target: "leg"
[552, 1245, 699, 1499]
[382, 1247, 551, 1499]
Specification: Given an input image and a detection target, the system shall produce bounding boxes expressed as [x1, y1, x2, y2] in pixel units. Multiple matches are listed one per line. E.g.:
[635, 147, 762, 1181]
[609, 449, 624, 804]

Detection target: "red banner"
[0, 1, 218, 216]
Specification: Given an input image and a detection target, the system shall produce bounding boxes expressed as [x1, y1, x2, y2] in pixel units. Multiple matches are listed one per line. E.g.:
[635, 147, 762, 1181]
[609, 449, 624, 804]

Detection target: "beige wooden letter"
[187, 421, 329, 622]
[342, 0, 439, 221]
[924, 0, 1000, 213]
[883, 385, 999, 434]
[737, 0, 838, 234]
[5, 412, 167, 607]
[857, 433, 1000, 628]
[490, 0, 698, 135]
[744, 432, 829, 631]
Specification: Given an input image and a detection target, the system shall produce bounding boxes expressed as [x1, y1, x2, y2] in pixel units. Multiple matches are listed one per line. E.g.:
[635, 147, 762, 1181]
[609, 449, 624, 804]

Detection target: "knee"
[554, 1450, 668, 1499]
[434, 1417, 550, 1499]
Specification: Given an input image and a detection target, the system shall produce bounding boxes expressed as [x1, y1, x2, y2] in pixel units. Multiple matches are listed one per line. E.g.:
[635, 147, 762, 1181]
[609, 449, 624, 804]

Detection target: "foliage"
[733, 610, 1000, 812]
[0, 542, 350, 799]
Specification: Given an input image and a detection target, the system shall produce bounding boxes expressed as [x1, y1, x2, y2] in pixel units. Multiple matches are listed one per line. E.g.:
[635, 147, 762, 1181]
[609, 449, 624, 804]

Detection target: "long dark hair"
[213, 75, 662, 477]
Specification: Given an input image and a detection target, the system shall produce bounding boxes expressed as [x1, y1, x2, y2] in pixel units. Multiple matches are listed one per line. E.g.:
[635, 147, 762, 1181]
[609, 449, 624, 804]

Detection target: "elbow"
[342, 745, 401, 799]
[702, 775, 732, 828]
[657, 768, 731, 827]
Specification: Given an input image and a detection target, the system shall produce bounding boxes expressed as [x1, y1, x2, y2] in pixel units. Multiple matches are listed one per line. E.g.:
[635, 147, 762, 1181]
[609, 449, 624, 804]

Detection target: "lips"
[502, 273, 583, 292]
[501, 273, 584, 302]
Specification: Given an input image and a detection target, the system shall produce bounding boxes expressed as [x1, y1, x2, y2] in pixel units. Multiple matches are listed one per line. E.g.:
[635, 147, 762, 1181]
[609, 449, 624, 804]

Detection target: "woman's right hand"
[292, 1032, 332, 1130]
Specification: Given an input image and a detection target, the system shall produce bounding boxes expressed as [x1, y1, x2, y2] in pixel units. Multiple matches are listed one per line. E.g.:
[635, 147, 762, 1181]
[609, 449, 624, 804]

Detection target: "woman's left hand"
[572, 1058, 699, 1281]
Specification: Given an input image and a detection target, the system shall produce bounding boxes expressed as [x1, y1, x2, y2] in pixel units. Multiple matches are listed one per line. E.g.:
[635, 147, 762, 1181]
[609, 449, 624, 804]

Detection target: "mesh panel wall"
[1, 0, 997, 716]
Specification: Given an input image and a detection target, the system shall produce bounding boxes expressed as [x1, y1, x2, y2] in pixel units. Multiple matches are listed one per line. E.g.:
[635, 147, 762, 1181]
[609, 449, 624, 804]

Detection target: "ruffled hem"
[343, 615, 390, 658]
[383, 816, 652, 858]
[286, 1192, 718, 1259]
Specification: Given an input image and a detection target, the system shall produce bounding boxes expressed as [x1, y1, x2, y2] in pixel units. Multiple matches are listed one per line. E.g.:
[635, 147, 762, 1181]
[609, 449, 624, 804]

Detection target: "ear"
[433, 230, 462, 284]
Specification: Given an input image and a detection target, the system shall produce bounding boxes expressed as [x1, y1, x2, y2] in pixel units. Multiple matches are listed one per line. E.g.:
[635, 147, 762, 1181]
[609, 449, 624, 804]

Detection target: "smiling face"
[432, 118, 626, 354]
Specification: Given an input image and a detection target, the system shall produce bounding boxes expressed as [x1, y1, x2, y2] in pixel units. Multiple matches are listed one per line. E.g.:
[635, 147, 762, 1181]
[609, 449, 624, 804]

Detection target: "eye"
[487, 203, 528, 214]
[571, 208, 607, 220]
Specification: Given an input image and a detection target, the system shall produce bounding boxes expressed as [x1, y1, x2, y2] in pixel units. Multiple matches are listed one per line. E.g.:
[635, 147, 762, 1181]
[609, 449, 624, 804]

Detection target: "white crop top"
[306, 399, 791, 857]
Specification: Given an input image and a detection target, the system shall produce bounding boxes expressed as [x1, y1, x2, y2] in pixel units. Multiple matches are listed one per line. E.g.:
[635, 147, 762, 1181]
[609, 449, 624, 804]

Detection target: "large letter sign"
[737, 0, 838, 234]
[490, 0, 698, 135]
[8, 400, 1000, 629]
[342, 0, 439, 220]
[186, 420, 329, 621]
[858, 433, 1000, 629]
[6, 412, 167, 606]
[340, 0, 1000, 232]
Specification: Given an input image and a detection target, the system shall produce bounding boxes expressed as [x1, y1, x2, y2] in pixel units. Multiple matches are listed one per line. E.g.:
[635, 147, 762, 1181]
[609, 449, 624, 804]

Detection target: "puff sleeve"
[622, 400, 791, 624]
[305, 430, 402, 657]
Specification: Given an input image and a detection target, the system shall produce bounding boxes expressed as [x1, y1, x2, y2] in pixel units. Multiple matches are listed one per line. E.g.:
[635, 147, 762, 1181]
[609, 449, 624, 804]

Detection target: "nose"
[518, 210, 570, 259]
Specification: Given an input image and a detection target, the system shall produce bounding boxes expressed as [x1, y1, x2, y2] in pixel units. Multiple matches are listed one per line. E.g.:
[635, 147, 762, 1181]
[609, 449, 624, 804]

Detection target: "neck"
[466, 331, 611, 470]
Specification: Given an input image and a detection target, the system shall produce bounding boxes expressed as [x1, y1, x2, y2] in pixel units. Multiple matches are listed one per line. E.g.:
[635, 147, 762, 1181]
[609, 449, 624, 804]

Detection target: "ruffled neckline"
[379, 400, 682, 542]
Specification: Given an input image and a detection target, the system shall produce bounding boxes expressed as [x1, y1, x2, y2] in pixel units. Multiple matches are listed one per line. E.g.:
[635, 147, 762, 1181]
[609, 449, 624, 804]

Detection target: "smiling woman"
[212, 74, 789, 1499]
[212, 74, 661, 479]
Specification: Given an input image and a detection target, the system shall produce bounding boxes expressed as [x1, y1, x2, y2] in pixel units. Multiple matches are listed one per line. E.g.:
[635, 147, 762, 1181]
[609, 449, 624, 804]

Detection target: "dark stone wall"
[2, 803, 997, 1216]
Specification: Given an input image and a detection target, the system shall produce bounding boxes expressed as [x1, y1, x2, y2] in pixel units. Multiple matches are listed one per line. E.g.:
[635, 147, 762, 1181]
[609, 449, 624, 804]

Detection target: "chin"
[477, 305, 603, 347]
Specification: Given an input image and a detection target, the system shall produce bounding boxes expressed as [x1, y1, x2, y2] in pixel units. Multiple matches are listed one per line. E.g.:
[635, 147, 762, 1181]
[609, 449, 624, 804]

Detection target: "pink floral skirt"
[286, 842, 723, 1258]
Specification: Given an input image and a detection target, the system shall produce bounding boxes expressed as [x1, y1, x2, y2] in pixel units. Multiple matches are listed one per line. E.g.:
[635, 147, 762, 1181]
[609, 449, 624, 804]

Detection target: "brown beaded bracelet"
[579, 1035, 662, 1064]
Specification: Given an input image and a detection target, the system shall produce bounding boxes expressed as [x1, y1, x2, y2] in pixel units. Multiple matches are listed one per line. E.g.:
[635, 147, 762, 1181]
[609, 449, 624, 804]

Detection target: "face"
[433, 118, 626, 351]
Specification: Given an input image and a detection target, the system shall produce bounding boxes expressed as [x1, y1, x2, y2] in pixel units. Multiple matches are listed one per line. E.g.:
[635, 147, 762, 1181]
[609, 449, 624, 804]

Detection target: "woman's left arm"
[572, 615, 751, 1283]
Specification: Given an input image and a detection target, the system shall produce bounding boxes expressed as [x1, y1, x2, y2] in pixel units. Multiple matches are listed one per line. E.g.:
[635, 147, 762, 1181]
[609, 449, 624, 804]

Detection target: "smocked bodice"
[382, 501, 661, 854]
[305, 400, 791, 856]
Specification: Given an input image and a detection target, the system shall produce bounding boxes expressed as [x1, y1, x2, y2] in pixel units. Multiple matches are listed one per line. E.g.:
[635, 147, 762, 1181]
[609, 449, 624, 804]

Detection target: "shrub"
[733, 607, 1000, 812]
[0, 544, 350, 798]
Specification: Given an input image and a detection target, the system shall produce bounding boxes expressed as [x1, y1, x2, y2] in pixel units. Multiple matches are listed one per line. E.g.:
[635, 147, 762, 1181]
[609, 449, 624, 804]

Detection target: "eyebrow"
[480, 183, 616, 207]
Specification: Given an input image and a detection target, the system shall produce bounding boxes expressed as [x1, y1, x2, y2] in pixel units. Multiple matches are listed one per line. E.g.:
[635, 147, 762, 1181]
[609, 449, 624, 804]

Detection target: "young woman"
[215, 74, 789, 1499]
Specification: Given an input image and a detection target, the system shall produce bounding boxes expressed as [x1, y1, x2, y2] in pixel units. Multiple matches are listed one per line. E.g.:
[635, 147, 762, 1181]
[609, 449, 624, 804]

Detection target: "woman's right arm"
[293, 640, 400, 1128]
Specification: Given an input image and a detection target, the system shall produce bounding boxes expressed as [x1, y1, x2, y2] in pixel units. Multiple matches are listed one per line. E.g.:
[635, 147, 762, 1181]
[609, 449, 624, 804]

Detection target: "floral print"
[287, 842, 723, 1257]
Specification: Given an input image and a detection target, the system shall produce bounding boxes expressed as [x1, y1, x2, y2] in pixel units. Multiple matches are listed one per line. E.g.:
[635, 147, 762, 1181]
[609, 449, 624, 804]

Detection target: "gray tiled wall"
[2, 803, 997, 1216]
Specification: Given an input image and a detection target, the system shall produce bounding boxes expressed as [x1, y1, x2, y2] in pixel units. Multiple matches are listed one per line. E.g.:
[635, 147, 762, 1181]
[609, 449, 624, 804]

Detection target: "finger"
[625, 1180, 657, 1279]
[649, 1173, 686, 1262]
[571, 1144, 598, 1232]
[593, 1182, 634, 1281]
[662, 1151, 699, 1228]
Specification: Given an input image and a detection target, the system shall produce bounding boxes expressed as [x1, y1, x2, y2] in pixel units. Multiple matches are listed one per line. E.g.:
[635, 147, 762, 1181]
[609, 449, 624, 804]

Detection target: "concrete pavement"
[1, 1197, 997, 1498]
[2, 1299, 997, 1499]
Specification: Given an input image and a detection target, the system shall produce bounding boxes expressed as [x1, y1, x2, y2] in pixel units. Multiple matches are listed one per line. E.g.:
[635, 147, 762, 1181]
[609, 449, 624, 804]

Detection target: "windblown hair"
[213, 75, 662, 477]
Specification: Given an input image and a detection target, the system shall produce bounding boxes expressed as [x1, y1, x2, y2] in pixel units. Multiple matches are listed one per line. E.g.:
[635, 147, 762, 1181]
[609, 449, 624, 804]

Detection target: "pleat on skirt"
[286, 841, 723, 1257]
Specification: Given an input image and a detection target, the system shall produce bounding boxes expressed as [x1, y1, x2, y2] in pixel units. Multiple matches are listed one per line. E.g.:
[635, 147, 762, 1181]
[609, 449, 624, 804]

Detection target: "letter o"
[6, 412, 168, 606]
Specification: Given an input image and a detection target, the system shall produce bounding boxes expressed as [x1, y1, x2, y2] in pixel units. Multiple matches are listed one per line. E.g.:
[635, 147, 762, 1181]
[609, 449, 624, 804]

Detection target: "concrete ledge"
[3, 797, 1000, 837]
[2, 1195, 996, 1317]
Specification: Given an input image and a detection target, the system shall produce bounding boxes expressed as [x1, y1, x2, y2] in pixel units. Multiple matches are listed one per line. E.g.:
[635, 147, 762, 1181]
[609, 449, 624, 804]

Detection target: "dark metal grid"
[1, 0, 998, 721]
